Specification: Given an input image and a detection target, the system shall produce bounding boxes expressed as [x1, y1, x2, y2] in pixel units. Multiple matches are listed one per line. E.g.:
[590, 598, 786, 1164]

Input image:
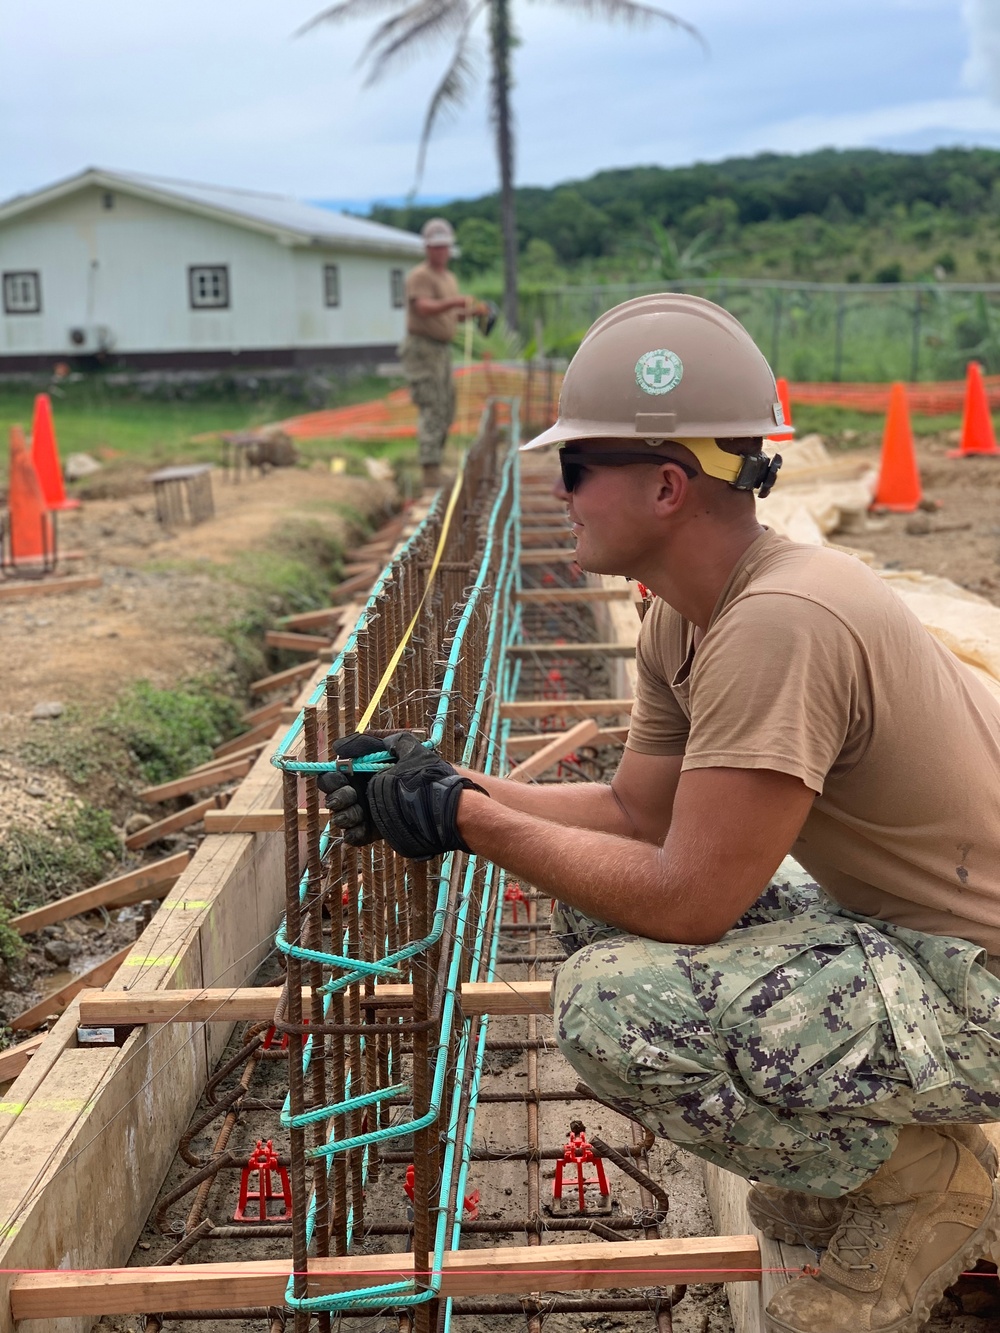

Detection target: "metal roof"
[0, 168, 425, 257]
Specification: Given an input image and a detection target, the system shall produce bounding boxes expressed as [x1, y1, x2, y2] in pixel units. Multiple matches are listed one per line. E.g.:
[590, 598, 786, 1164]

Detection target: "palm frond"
[532, 0, 705, 51]
[361, 0, 470, 82]
[295, 0, 405, 39]
[412, 16, 483, 189]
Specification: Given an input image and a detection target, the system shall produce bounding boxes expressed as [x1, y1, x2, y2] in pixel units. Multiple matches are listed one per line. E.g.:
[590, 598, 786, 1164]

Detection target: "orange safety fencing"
[265, 365, 1000, 443]
[790, 376, 1000, 415]
[271, 362, 562, 440]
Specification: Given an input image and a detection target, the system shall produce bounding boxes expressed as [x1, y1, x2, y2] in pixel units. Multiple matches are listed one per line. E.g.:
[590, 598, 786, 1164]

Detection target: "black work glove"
[367, 732, 488, 861]
[315, 732, 387, 846]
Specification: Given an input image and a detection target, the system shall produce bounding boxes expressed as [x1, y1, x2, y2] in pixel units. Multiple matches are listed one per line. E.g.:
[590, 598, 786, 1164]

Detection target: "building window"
[323, 264, 340, 308]
[3, 271, 41, 314]
[188, 265, 230, 309]
[391, 268, 405, 308]
[102, 191, 115, 210]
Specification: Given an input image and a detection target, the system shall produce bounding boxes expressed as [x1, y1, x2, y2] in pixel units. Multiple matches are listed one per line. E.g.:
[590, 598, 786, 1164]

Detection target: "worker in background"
[402, 217, 491, 493]
[321, 294, 1000, 1333]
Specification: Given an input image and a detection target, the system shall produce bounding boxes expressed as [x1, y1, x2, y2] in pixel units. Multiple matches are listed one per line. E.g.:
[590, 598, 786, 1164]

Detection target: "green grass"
[0, 804, 123, 915]
[0, 373, 406, 482]
[794, 404, 962, 447]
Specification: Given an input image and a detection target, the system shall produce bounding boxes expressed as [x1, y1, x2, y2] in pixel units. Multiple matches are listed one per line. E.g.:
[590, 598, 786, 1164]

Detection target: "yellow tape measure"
[356, 458, 467, 733]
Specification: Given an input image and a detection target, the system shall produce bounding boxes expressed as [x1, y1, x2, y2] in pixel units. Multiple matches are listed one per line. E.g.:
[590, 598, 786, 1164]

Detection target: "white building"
[0, 168, 425, 371]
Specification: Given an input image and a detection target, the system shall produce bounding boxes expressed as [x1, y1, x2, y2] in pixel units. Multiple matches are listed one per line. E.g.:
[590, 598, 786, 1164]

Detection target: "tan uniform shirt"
[406, 263, 461, 343]
[626, 529, 1000, 954]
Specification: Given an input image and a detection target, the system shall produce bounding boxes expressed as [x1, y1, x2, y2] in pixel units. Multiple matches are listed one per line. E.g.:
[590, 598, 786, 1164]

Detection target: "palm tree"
[299, 0, 700, 330]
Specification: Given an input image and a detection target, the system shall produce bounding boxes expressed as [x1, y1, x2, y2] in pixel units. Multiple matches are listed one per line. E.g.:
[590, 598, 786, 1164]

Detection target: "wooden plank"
[212, 718, 281, 759]
[204, 808, 296, 834]
[505, 726, 628, 756]
[11, 852, 191, 935]
[507, 719, 601, 782]
[240, 695, 293, 727]
[189, 738, 267, 772]
[264, 629, 334, 653]
[124, 794, 222, 851]
[0, 1034, 45, 1083]
[138, 757, 252, 804]
[0, 574, 102, 601]
[9, 944, 134, 1031]
[78, 979, 553, 1025]
[331, 570, 379, 603]
[10, 1234, 761, 1317]
[249, 658, 322, 697]
[341, 560, 379, 577]
[508, 642, 636, 657]
[279, 606, 341, 632]
[499, 698, 633, 720]
[515, 588, 632, 603]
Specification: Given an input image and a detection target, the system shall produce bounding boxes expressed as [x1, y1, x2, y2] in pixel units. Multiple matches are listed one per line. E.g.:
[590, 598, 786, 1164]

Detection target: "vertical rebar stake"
[303, 705, 331, 1333]
[283, 768, 310, 1333]
[410, 860, 434, 1333]
[324, 675, 350, 1257]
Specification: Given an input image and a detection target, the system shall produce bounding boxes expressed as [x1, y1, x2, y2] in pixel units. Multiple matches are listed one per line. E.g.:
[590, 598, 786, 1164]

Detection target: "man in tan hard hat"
[323, 293, 1000, 1333]
[402, 218, 490, 493]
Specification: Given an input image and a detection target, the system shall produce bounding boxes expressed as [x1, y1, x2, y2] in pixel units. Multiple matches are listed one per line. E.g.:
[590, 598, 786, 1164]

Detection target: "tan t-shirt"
[406, 262, 461, 343]
[626, 529, 1000, 954]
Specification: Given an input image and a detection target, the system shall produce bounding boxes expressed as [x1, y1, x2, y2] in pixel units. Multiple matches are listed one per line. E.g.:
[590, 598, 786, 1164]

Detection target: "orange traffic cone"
[768, 377, 793, 441]
[873, 383, 922, 512]
[8, 424, 55, 563]
[31, 393, 79, 510]
[948, 362, 1000, 458]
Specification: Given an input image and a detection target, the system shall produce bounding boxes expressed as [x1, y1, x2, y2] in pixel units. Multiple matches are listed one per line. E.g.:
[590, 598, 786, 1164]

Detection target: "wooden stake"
[11, 851, 191, 935]
[507, 719, 600, 782]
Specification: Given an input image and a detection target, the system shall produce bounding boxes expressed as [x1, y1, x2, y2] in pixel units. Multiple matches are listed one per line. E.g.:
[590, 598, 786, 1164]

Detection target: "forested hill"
[368, 147, 1000, 286]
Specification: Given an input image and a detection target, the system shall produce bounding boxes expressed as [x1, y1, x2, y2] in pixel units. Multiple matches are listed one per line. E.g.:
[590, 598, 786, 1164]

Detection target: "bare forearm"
[455, 793, 706, 942]
[457, 768, 636, 838]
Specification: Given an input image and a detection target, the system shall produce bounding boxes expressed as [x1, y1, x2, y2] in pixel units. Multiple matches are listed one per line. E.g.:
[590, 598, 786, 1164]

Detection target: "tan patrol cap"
[523, 292, 792, 450]
[421, 217, 456, 246]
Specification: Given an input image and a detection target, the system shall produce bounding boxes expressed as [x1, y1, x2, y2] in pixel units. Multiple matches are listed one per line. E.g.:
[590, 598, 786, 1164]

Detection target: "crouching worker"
[319, 293, 1000, 1333]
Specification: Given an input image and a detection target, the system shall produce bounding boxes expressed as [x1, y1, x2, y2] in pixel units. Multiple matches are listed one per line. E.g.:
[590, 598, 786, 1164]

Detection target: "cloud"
[963, 0, 1000, 101]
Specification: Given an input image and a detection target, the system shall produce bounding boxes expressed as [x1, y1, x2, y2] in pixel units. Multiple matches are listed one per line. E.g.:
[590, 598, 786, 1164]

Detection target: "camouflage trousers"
[552, 864, 1000, 1197]
[400, 334, 456, 466]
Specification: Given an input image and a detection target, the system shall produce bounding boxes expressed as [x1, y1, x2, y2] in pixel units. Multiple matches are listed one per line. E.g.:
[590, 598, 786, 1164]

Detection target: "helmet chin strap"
[644, 437, 782, 498]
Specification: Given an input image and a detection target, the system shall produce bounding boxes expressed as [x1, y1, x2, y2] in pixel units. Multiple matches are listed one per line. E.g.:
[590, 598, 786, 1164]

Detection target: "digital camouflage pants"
[400, 334, 456, 466]
[552, 863, 1000, 1197]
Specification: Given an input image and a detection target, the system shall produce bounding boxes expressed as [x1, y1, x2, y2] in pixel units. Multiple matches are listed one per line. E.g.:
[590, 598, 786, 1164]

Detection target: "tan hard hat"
[421, 217, 456, 246]
[523, 292, 792, 451]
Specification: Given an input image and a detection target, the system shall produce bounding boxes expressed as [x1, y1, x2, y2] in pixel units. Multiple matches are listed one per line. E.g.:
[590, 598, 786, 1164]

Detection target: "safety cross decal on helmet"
[635, 348, 683, 396]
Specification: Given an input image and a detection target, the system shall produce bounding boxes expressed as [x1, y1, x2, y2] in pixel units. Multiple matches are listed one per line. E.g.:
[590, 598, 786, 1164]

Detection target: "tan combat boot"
[764, 1124, 1000, 1333]
[421, 463, 442, 492]
[749, 1125, 998, 1249]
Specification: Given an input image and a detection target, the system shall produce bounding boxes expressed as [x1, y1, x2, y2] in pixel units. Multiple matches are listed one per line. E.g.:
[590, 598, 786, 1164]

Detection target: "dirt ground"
[845, 431, 1000, 600]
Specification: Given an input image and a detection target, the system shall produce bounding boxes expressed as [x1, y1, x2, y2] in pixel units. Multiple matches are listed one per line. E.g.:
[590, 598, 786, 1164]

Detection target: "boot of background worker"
[421, 463, 442, 492]
[765, 1124, 1000, 1333]
[749, 1123, 999, 1248]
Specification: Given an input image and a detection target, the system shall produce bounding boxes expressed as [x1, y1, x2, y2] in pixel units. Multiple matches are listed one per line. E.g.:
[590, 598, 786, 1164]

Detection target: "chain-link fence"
[516, 280, 1000, 383]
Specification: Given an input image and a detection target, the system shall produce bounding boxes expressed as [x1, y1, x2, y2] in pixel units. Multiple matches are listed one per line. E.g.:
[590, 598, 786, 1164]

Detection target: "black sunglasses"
[558, 449, 699, 493]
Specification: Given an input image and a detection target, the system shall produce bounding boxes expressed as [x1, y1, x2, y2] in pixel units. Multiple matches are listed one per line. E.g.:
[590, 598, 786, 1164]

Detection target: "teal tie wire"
[266, 399, 530, 1314]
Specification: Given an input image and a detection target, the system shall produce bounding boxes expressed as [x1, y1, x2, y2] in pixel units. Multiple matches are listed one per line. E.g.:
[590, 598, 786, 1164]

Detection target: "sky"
[2, 0, 1000, 211]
